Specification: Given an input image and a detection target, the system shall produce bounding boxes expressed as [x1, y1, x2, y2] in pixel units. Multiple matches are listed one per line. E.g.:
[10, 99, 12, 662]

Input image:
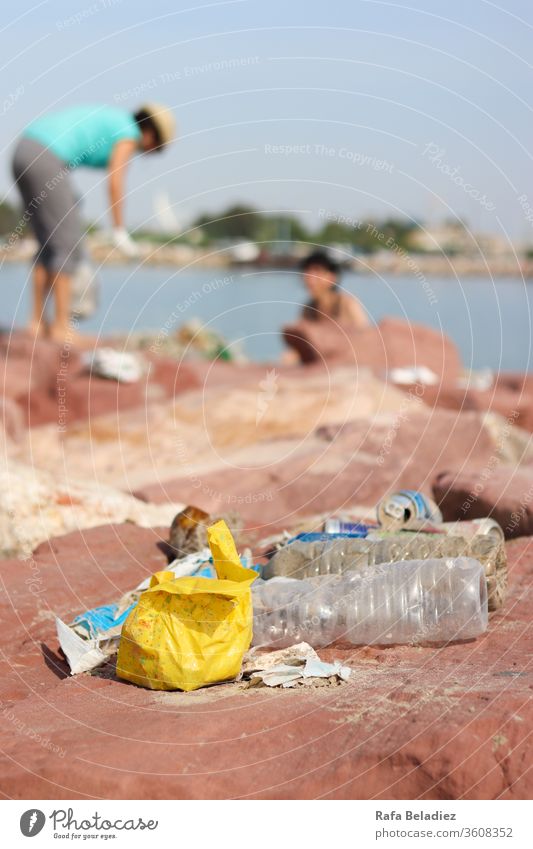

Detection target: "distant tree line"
[0, 198, 429, 254]
[190, 204, 419, 254]
[0, 201, 23, 236]
[7, 198, 520, 258]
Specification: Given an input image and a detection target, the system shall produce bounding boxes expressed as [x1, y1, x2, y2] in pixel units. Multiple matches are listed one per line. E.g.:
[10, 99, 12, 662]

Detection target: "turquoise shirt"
[24, 105, 141, 168]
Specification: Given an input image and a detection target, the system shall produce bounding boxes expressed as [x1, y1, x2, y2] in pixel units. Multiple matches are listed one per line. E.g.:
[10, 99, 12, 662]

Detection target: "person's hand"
[112, 227, 139, 257]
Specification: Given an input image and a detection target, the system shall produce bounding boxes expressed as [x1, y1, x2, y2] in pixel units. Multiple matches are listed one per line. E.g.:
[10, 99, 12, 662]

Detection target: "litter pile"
[106, 320, 243, 363]
[55, 489, 507, 692]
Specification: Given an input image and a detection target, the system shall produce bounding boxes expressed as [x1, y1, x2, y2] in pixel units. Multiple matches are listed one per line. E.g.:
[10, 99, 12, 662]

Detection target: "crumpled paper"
[242, 642, 351, 688]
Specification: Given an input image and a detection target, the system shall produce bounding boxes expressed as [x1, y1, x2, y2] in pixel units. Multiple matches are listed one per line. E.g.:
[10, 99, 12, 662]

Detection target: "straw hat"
[140, 103, 176, 147]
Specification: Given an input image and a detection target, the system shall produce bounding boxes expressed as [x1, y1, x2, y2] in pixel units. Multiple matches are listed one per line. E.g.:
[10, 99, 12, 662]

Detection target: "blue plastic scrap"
[195, 563, 216, 579]
[288, 527, 368, 544]
[73, 603, 135, 639]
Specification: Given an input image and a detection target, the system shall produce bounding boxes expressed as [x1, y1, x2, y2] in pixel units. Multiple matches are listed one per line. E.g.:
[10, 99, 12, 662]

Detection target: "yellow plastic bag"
[116, 520, 256, 691]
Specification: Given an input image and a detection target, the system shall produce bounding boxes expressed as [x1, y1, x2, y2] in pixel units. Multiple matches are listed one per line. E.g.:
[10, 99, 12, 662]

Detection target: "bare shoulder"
[340, 291, 369, 328]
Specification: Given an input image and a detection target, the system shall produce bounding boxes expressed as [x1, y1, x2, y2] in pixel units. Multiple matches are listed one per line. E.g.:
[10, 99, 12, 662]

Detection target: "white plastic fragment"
[387, 366, 439, 386]
[302, 658, 352, 681]
[82, 348, 143, 383]
[242, 641, 318, 675]
[244, 644, 352, 688]
[134, 548, 212, 590]
[56, 617, 111, 675]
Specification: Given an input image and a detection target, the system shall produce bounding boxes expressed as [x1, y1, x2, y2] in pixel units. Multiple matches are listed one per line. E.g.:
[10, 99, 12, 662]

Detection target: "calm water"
[2, 263, 531, 371]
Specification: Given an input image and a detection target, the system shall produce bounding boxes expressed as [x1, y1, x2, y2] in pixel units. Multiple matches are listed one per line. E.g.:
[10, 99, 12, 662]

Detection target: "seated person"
[299, 250, 369, 328]
[281, 250, 369, 364]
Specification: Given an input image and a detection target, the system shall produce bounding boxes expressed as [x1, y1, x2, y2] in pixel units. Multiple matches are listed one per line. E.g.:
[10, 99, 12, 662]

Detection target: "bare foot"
[48, 325, 97, 351]
[48, 323, 84, 348]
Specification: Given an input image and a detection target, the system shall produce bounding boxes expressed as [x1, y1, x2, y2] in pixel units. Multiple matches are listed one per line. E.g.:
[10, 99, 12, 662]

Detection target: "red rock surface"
[283, 316, 462, 382]
[135, 407, 514, 532]
[1, 330, 283, 428]
[3, 329, 532, 442]
[433, 467, 533, 539]
[403, 376, 533, 433]
[1, 320, 532, 800]
[0, 395, 25, 443]
[0, 523, 531, 800]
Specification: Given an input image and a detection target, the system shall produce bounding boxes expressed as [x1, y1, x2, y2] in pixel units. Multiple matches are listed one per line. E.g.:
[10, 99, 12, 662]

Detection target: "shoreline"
[2, 239, 533, 278]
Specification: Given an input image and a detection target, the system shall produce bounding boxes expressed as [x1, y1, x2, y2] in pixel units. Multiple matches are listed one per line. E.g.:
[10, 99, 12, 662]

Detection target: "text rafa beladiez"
[376, 811, 456, 821]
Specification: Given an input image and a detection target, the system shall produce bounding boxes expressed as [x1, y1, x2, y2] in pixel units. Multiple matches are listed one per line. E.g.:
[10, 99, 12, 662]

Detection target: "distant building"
[410, 223, 522, 257]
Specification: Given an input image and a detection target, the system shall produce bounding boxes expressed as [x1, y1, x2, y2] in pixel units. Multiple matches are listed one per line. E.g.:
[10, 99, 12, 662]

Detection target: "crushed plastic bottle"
[252, 558, 488, 648]
[264, 531, 506, 610]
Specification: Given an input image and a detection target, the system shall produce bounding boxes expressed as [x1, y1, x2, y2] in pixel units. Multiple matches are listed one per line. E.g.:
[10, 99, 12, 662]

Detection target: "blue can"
[377, 490, 442, 528]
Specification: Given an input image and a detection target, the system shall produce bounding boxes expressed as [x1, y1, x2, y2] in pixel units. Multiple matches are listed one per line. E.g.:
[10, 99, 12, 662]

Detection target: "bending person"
[11, 102, 176, 343]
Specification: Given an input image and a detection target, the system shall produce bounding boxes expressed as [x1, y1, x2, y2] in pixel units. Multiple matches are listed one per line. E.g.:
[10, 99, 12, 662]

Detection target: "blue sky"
[2, 0, 533, 241]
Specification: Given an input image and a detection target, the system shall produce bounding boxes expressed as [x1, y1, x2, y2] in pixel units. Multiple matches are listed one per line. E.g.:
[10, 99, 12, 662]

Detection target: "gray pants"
[12, 137, 83, 274]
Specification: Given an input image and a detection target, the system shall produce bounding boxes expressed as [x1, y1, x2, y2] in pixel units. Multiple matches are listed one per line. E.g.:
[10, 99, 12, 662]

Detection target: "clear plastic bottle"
[252, 558, 488, 648]
[264, 532, 506, 610]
